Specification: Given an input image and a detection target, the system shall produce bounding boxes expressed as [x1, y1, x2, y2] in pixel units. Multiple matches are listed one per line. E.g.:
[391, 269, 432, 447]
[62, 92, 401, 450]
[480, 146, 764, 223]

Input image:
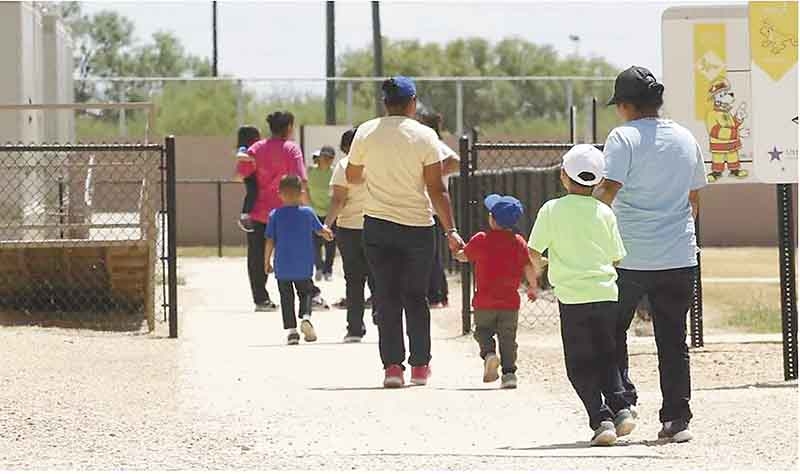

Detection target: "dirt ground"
[0, 257, 797, 470]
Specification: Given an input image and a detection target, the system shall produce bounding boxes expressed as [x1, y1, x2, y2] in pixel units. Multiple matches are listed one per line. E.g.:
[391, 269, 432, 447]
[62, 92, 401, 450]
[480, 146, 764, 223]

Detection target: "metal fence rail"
[0, 140, 177, 336]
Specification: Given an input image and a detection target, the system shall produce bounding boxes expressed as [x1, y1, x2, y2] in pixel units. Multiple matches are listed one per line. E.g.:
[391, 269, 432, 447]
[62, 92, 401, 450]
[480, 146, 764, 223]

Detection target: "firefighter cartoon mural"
[705, 78, 751, 182]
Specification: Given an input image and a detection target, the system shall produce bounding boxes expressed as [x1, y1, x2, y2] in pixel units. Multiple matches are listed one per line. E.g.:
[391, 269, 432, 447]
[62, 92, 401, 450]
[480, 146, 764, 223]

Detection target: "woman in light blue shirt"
[594, 66, 707, 444]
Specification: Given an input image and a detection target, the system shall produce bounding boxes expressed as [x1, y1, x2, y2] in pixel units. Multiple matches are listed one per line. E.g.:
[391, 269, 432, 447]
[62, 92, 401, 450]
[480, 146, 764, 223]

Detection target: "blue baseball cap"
[484, 194, 524, 228]
[382, 76, 416, 101]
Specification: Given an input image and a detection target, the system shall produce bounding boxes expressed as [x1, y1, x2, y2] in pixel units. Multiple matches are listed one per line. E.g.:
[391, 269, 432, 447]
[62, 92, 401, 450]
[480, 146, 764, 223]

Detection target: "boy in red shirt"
[456, 194, 537, 389]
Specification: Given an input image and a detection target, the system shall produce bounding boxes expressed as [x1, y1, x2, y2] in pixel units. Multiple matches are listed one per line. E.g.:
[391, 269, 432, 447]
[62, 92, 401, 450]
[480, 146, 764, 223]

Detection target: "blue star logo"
[768, 147, 783, 161]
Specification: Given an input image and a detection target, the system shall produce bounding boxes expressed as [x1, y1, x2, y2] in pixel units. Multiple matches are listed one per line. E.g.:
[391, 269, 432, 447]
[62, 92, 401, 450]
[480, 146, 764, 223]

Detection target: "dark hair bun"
[647, 81, 664, 96]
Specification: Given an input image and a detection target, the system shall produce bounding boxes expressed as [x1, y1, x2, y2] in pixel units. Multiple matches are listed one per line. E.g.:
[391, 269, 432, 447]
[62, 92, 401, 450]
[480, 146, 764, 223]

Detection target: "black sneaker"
[287, 332, 300, 345]
[255, 301, 278, 312]
[658, 419, 693, 443]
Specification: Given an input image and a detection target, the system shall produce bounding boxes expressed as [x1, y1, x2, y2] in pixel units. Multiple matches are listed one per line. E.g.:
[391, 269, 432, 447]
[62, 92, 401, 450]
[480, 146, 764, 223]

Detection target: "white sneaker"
[343, 334, 362, 343]
[629, 405, 639, 419]
[314, 270, 323, 282]
[300, 319, 317, 342]
[500, 373, 518, 389]
[591, 421, 618, 446]
[324, 273, 333, 282]
[483, 354, 500, 383]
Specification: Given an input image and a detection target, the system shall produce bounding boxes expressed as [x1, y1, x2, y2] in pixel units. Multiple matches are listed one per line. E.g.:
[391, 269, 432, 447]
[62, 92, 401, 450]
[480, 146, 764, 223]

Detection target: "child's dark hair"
[278, 174, 302, 193]
[237, 125, 261, 148]
[340, 127, 358, 154]
[418, 112, 443, 138]
[266, 111, 295, 136]
[382, 78, 413, 110]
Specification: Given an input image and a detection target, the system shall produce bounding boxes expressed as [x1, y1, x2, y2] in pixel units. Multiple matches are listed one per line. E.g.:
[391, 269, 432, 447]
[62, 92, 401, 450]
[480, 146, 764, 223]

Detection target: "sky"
[81, 0, 746, 80]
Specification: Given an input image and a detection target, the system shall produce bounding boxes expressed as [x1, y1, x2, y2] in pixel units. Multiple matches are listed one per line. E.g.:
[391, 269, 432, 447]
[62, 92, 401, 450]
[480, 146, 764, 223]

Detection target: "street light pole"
[212, 1, 218, 76]
[372, 1, 384, 117]
[325, 1, 336, 124]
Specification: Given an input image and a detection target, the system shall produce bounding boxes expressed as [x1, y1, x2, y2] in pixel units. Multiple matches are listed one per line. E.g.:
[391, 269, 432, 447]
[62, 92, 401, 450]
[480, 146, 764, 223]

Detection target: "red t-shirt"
[463, 230, 530, 310]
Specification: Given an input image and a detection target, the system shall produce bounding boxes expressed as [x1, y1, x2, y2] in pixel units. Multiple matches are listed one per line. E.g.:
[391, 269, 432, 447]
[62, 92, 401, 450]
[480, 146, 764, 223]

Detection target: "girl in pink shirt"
[238, 111, 308, 312]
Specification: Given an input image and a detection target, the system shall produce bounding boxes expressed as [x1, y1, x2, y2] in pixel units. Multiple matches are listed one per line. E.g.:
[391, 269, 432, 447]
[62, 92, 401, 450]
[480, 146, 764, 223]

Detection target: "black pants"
[314, 216, 336, 274]
[336, 227, 376, 337]
[364, 216, 434, 369]
[277, 279, 315, 329]
[607, 267, 695, 423]
[428, 216, 449, 304]
[246, 222, 272, 305]
[242, 176, 257, 214]
[559, 301, 629, 430]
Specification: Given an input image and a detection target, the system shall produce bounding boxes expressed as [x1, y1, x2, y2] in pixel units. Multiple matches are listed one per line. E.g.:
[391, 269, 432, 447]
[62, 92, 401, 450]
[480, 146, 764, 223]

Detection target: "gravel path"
[0, 257, 796, 470]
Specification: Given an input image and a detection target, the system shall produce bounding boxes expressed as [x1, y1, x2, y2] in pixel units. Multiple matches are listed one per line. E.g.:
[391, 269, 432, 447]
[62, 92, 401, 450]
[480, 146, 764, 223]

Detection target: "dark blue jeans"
[336, 227, 377, 337]
[607, 267, 696, 423]
[364, 216, 434, 369]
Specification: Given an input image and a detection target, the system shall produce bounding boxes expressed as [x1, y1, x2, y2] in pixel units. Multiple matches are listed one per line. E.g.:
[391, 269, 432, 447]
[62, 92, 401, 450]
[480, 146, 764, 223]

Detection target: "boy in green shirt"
[527, 144, 634, 446]
[308, 146, 337, 281]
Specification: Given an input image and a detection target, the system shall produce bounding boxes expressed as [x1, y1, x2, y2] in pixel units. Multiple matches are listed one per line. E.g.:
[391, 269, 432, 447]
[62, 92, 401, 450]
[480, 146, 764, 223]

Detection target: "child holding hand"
[265, 175, 334, 345]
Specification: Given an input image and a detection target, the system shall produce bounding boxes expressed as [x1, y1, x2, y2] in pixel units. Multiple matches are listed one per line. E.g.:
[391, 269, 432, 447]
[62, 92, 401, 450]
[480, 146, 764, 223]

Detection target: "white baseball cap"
[562, 144, 605, 186]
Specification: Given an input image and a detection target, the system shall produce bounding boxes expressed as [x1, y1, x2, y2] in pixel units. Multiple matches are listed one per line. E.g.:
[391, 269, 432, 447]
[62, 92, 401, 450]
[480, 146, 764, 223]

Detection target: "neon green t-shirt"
[307, 165, 333, 216]
[528, 194, 626, 304]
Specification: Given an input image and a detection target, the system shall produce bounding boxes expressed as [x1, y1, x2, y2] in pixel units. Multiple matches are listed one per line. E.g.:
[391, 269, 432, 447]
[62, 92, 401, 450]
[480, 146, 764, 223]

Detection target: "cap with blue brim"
[484, 194, 524, 228]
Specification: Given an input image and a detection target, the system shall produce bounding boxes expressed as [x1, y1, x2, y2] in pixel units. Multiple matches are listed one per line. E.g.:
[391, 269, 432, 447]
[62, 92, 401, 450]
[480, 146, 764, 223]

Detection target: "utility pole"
[212, 1, 218, 76]
[371, 1, 384, 117]
[325, 1, 336, 124]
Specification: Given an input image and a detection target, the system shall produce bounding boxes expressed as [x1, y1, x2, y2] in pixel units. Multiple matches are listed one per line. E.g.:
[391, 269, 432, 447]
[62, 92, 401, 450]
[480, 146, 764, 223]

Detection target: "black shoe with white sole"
[658, 419, 693, 443]
[287, 332, 300, 345]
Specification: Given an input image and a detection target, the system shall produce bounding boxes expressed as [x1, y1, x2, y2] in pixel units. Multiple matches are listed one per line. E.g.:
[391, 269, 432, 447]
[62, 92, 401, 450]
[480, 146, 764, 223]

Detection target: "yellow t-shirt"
[329, 157, 368, 230]
[348, 116, 442, 227]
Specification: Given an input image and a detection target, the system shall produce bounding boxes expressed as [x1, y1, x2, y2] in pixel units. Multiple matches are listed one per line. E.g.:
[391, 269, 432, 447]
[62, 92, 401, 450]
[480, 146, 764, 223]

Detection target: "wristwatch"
[443, 228, 459, 237]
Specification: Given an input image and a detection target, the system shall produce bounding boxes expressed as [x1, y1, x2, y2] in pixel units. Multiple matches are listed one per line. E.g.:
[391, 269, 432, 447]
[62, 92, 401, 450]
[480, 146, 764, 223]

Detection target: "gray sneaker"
[591, 421, 618, 446]
[614, 409, 636, 437]
[343, 334, 362, 343]
[500, 373, 518, 389]
[658, 419, 693, 443]
[287, 332, 300, 345]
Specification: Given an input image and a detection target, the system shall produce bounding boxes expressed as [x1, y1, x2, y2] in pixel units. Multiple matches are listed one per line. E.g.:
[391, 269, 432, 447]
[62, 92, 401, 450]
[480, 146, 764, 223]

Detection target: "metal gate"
[0, 137, 178, 337]
[454, 132, 706, 347]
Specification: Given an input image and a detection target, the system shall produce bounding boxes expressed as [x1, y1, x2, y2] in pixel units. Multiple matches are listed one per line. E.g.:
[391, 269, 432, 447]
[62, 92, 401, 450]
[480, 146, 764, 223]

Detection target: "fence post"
[217, 180, 223, 258]
[690, 212, 704, 348]
[777, 184, 797, 380]
[119, 89, 127, 137]
[456, 80, 464, 137]
[166, 136, 178, 339]
[236, 79, 244, 127]
[565, 80, 574, 118]
[591, 96, 598, 143]
[346, 82, 353, 125]
[569, 106, 577, 144]
[459, 135, 471, 335]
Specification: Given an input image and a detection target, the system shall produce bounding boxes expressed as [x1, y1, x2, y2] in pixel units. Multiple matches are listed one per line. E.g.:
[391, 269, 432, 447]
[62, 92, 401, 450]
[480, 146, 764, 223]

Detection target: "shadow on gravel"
[309, 385, 418, 391]
[501, 439, 670, 452]
[248, 342, 378, 348]
[695, 381, 798, 392]
[431, 387, 502, 392]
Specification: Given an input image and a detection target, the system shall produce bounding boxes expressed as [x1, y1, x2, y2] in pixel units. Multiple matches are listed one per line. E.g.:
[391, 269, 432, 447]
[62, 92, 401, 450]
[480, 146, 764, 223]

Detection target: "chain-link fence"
[72, 76, 616, 144]
[455, 138, 576, 330]
[0, 142, 176, 333]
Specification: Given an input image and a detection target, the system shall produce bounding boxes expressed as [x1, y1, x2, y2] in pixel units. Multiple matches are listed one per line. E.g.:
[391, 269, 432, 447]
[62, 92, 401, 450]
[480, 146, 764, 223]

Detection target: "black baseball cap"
[607, 66, 661, 106]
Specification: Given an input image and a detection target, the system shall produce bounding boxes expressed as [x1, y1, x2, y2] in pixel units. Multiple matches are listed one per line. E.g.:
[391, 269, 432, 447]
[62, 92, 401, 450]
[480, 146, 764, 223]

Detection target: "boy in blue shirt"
[265, 175, 334, 345]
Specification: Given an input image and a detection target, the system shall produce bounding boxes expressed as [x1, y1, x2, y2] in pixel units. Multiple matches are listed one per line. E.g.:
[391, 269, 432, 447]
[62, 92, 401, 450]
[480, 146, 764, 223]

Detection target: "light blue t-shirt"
[603, 118, 707, 271]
